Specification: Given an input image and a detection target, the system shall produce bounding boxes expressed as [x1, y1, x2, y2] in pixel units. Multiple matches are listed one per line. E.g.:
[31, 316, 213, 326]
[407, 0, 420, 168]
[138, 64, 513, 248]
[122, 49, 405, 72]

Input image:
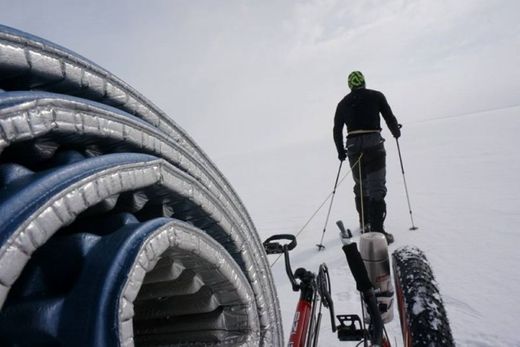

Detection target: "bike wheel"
[392, 246, 455, 347]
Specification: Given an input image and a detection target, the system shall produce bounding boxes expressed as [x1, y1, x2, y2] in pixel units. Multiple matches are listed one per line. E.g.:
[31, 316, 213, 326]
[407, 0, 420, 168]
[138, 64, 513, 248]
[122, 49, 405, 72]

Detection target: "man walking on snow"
[333, 71, 401, 244]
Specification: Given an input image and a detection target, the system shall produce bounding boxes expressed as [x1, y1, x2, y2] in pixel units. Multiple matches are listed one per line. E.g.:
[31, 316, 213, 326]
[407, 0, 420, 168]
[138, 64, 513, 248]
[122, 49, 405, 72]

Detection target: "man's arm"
[333, 104, 347, 160]
[379, 93, 401, 138]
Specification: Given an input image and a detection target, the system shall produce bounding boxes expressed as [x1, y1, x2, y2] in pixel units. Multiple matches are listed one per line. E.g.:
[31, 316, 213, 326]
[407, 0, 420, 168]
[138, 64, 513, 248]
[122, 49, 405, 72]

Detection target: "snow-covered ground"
[216, 105, 520, 346]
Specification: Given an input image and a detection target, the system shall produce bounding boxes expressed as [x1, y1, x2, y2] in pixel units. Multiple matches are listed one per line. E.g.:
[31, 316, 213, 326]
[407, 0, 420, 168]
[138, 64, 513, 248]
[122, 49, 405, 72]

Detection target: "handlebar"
[263, 234, 301, 291]
[336, 220, 352, 239]
[263, 234, 296, 254]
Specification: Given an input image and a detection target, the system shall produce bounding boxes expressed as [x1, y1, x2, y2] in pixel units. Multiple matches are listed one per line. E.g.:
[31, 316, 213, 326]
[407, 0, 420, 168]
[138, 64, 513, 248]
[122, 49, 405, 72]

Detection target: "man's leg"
[348, 150, 369, 230]
[368, 199, 386, 232]
[364, 143, 394, 243]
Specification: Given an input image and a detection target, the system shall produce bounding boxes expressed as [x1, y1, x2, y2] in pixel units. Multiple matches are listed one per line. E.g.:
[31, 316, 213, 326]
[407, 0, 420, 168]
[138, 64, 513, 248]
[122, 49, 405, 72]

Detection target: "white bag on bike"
[359, 232, 394, 323]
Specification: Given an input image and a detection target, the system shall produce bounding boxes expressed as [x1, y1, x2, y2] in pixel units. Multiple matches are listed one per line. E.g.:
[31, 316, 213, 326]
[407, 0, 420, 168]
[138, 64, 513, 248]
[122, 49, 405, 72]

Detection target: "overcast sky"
[1, 0, 519, 159]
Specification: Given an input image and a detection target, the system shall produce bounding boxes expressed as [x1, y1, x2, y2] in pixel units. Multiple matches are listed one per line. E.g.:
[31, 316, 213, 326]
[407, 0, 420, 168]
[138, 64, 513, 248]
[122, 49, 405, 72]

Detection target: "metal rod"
[316, 161, 343, 250]
[358, 153, 365, 231]
[396, 138, 418, 230]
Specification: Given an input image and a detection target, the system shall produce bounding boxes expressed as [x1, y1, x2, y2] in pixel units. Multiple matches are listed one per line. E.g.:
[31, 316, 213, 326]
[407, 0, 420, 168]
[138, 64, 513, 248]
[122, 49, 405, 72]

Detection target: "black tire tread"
[392, 246, 455, 347]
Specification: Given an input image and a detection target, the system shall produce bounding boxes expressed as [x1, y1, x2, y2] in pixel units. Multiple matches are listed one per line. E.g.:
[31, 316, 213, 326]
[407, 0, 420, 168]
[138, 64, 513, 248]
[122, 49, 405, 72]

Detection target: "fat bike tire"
[392, 246, 455, 347]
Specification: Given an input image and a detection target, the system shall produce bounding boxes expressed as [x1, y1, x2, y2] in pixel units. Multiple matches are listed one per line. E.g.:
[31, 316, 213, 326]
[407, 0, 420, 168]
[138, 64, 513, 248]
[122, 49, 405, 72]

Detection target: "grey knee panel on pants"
[346, 133, 387, 200]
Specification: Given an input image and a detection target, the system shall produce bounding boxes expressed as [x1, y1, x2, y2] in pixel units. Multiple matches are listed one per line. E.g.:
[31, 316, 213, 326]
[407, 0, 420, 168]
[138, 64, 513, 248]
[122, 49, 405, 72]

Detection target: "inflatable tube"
[0, 24, 283, 345]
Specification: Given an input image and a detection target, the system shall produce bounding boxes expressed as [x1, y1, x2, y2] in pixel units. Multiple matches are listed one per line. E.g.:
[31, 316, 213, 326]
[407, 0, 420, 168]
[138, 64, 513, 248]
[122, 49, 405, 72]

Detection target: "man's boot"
[355, 195, 370, 233]
[368, 199, 394, 244]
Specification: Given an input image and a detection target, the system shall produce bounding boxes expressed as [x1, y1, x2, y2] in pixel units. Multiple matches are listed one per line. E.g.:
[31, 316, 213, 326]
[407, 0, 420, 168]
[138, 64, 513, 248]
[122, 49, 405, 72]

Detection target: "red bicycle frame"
[288, 275, 316, 347]
[289, 298, 312, 346]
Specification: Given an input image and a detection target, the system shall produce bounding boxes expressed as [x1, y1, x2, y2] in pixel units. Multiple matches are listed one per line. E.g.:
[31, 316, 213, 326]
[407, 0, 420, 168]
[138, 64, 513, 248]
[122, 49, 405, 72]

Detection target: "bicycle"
[264, 232, 389, 346]
[263, 222, 454, 347]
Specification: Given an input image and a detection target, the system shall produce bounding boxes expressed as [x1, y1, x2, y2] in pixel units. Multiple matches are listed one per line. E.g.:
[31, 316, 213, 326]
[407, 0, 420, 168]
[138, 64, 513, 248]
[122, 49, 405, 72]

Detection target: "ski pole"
[316, 161, 343, 250]
[396, 138, 418, 230]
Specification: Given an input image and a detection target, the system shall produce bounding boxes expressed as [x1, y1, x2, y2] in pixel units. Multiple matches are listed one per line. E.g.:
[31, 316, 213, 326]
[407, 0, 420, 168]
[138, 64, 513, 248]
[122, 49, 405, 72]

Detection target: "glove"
[338, 150, 347, 161]
[391, 123, 402, 138]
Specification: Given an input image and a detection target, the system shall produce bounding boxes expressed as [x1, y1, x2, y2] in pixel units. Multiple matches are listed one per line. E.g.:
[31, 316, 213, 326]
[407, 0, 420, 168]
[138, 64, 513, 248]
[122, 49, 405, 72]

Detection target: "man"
[333, 71, 401, 244]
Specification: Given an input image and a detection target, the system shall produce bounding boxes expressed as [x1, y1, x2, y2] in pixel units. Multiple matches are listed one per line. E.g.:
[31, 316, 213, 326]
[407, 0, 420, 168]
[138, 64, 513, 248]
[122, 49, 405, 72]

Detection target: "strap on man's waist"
[347, 129, 380, 137]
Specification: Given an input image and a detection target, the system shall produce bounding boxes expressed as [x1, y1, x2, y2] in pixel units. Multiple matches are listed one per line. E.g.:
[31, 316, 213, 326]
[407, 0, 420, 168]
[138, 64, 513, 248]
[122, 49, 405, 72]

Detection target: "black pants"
[346, 133, 387, 230]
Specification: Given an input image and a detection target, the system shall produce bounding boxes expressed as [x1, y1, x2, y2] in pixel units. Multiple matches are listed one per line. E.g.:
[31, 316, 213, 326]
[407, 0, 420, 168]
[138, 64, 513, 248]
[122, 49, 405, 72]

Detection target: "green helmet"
[348, 71, 365, 89]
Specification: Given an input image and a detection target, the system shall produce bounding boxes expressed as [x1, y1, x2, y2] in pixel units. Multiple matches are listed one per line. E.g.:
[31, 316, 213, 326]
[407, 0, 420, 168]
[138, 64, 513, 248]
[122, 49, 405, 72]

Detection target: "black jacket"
[333, 88, 400, 154]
